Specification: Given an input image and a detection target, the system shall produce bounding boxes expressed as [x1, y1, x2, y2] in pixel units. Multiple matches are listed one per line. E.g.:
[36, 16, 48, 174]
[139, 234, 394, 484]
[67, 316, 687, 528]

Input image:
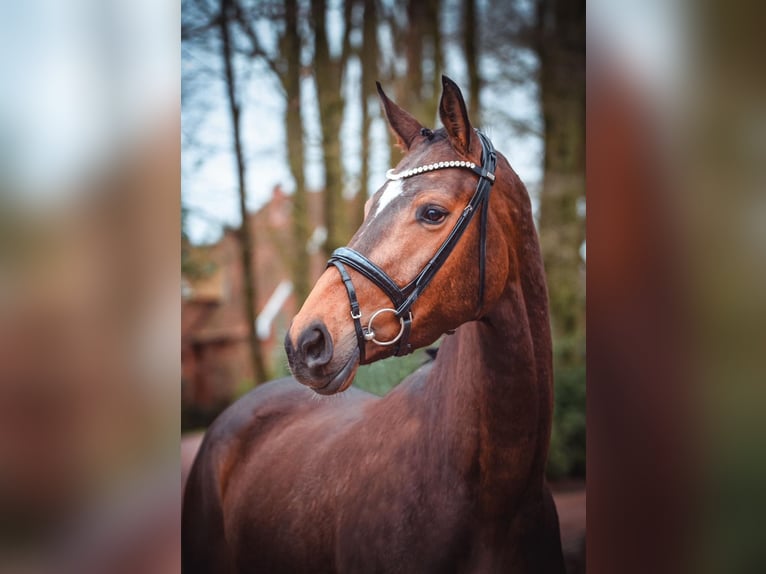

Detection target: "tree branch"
[232, 0, 287, 87]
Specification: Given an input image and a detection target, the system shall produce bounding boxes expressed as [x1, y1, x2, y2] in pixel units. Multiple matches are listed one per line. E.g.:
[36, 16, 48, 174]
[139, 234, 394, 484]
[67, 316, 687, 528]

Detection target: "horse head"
[285, 76, 515, 395]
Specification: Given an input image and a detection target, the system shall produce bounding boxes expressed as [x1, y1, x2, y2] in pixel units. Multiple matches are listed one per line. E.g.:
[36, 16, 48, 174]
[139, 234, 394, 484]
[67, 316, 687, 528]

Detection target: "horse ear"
[439, 75, 473, 157]
[376, 82, 424, 151]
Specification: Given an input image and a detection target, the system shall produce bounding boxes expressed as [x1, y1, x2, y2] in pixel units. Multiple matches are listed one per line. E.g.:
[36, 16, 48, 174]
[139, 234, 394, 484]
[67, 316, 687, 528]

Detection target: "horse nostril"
[298, 322, 333, 370]
[303, 329, 323, 360]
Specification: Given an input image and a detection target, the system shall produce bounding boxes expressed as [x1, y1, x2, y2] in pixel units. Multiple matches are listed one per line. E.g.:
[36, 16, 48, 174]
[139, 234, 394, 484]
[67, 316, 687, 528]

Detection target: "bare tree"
[463, 0, 480, 121]
[403, 0, 441, 124]
[354, 0, 380, 228]
[232, 0, 313, 305]
[380, 0, 442, 164]
[220, 0, 268, 384]
[183, 0, 270, 385]
[310, 0, 354, 255]
[477, 0, 585, 359]
[535, 0, 586, 362]
[282, 0, 311, 304]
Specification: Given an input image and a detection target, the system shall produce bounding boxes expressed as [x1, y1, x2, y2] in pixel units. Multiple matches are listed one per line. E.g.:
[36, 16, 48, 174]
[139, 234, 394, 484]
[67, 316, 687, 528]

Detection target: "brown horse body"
[183, 77, 564, 573]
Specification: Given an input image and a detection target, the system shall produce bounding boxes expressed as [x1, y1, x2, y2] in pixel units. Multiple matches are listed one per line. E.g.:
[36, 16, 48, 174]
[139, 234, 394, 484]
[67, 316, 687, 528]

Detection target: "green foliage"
[546, 336, 586, 480]
[270, 337, 293, 380]
[352, 348, 432, 396]
[234, 376, 256, 399]
[277, 324, 431, 396]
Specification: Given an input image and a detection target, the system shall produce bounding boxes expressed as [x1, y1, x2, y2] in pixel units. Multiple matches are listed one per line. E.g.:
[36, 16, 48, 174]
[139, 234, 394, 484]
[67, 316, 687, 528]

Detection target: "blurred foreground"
[589, 1, 766, 573]
[0, 1, 180, 572]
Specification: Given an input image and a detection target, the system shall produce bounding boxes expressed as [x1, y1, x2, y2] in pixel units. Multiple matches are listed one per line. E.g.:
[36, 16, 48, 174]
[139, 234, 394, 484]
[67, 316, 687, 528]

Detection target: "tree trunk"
[401, 0, 424, 115]
[536, 0, 586, 365]
[355, 0, 379, 228]
[463, 0, 480, 122]
[283, 0, 310, 305]
[220, 0, 268, 384]
[400, 0, 441, 123]
[311, 0, 352, 256]
[426, 0, 443, 124]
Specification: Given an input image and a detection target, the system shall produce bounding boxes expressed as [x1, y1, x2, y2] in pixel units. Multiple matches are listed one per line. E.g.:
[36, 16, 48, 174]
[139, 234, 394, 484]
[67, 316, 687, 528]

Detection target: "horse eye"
[418, 205, 448, 225]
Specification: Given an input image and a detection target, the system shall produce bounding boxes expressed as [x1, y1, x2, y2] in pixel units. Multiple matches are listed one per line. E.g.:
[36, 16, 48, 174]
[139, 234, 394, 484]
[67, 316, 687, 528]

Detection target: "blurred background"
[180, 0, 586, 483]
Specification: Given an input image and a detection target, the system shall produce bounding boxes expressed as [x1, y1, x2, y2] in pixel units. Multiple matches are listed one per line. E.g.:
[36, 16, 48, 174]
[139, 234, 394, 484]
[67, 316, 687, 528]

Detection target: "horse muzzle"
[285, 320, 359, 395]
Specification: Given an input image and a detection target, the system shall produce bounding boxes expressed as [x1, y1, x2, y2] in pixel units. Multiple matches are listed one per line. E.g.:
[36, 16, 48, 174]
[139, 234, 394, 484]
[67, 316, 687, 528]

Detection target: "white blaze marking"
[373, 179, 405, 218]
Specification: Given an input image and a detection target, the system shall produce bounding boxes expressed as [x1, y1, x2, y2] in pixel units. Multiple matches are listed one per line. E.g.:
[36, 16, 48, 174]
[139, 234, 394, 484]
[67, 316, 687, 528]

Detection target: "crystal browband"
[385, 160, 480, 181]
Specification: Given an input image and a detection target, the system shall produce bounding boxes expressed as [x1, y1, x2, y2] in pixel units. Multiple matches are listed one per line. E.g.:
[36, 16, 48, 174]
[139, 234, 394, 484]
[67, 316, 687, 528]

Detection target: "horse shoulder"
[218, 380, 379, 571]
[183, 378, 351, 573]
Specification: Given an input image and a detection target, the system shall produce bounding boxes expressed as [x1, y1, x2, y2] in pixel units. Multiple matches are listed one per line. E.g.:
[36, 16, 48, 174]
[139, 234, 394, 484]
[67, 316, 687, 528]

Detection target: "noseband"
[327, 130, 497, 362]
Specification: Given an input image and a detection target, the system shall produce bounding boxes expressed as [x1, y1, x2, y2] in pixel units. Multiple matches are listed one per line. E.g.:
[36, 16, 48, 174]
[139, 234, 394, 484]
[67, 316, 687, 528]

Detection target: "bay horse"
[182, 76, 565, 573]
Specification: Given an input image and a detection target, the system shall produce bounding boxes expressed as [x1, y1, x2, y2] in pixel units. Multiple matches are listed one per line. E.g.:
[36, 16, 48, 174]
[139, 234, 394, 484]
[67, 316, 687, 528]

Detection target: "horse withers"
[182, 76, 565, 574]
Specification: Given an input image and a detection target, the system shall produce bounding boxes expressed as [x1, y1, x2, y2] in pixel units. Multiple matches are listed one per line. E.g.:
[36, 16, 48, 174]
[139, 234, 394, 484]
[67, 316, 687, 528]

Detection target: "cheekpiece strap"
[329, 259, 368, 363]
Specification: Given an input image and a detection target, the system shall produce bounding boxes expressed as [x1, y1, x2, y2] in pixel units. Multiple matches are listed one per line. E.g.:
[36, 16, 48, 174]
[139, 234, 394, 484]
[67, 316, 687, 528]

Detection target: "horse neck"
[425, 176, 553, 508]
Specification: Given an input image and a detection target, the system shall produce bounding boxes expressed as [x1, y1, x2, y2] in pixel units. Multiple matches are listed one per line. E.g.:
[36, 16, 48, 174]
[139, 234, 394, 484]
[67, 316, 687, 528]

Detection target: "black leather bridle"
[327, 130, 497, 362]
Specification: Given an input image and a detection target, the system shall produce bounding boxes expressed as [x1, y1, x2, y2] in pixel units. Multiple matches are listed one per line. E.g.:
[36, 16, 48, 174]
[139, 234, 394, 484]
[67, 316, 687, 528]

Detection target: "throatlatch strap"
[394, 314, 412, 356]
[478, 189, 489, 312]
[475, 131, 496, 314]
